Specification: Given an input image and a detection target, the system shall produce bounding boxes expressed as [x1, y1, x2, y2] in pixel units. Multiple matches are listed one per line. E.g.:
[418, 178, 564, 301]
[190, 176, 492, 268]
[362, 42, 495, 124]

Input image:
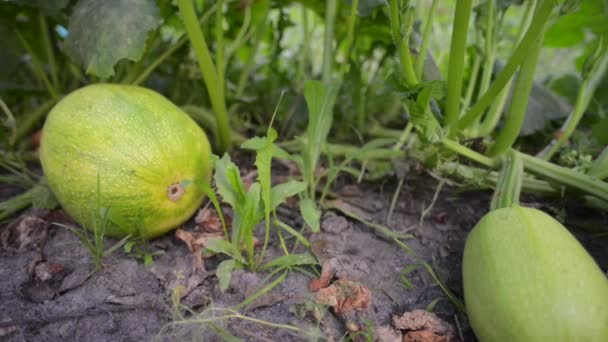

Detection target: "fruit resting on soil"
[40, 84, 212, 239]
[463, 206, 608, 341]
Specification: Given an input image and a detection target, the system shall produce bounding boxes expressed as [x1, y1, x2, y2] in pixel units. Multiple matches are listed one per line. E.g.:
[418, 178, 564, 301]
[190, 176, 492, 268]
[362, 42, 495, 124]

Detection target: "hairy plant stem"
[177, 0, 231, 153]
[518, 151, 608, 202]
[478, 0, 538, 137]
[415, 0, 438, 80]
[487, 27, 544, 157]
[445, 0, 473, 137]
[458, 0, 557, 130]
[389, 0, 418, 87]
[491, 150, 523, 210]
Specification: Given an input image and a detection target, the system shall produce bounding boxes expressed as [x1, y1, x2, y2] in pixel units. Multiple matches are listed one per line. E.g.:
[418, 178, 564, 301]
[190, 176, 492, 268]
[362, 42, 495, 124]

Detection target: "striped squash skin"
[40, 84, 212, 238]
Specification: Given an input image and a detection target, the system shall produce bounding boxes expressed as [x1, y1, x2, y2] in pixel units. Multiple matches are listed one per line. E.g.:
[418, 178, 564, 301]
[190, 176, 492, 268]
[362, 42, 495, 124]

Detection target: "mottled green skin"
[463, 206, 608, 341]
[40, 84, 212, 238]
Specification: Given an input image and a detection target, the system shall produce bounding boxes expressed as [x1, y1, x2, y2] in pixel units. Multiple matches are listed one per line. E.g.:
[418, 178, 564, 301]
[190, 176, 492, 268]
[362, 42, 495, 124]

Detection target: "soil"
[1, 166, 607, 342]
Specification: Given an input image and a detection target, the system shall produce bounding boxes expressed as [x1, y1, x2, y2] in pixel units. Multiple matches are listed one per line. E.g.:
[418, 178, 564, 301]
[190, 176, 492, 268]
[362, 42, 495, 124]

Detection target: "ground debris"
[195, 207, 230, 233]
[393, 310, 455, 342]
[313, 279, 371, 313]
[175, 229, 224, 272]
[1, 215, 49, 253]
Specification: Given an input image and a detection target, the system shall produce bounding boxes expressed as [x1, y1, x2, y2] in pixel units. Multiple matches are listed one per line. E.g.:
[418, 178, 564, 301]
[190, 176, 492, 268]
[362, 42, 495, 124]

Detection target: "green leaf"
[30, 184, 58, 210]
[65, 0, 160, 78]
[216, 259, 236, 292]
[592, 116, 608, 145]
[143, 253, 154, 266]
[300, 197, 320, 233]
[214, 153, 246, 209]
[205, 238, 245, 263]
[261, 252, 318, 270]
[303, 80, 340, 188]
[406, 81, 446, 143]
[545, 0, 608, 47]
[270, 180, 307, 211]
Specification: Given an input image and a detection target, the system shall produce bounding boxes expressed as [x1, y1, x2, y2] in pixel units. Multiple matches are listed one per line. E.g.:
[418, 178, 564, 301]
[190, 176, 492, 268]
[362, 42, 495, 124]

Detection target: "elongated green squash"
[40, 84, 212, 238]
[463, 206, 608, 341]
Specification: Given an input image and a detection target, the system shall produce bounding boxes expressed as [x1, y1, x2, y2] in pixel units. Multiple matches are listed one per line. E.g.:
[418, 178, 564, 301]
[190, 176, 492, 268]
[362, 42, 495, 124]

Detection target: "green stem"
[458, 0, 557, 130]
[445, 0, 473, 137]
[176, 0, 231, 153]
[39, 12, 58, 90]
[0, 187, 35, 221]
[341, 0, 359, 75]
[441, 138, 498, 168]
[14, 98, 57, 144]
[491, 150, 523, 210]
[415, 0, 438, 80]
[461, 53, 481, 117]
[323, 0, 338, 83]
[487, 31, 543, 157]
[478, 0, 537, 137]
[519, 151, 608, 202]
[477, 0, 496, 100]
[16, 30, 58, 99]
[296, 5, 311, 87]
[132, 37, 188, 86]
[389, 0, 418, 87]
[538, 46, 608, 161]
[215, 0, 225, 88]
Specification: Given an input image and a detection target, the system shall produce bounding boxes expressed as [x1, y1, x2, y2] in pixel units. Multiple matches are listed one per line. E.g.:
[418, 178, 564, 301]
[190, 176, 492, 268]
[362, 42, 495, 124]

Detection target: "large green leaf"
[65, 0, 160, 78]
[545, 0, 608, 47]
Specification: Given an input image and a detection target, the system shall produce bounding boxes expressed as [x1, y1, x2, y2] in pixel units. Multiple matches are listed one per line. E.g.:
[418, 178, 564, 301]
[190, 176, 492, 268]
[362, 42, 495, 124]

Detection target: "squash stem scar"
[168, 183, 185, 201]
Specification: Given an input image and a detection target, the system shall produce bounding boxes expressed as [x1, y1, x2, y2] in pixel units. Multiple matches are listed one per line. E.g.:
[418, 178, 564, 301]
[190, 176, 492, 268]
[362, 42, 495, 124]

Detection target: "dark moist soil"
[1, 168, 607, 342]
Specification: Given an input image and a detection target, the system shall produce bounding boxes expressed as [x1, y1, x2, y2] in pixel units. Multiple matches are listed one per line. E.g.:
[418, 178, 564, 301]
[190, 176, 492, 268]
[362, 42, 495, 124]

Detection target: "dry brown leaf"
[194, 207, 230, 233]
[310, 257, 339, 291]
[313, 279, 371, 313]
[393, 310, 455, 342]
[175, 229, 224, 272]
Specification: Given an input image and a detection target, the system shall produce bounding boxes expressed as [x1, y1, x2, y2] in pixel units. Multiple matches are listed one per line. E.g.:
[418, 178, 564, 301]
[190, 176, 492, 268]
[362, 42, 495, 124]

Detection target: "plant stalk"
[458, 0, 557, 130]
[177, 0, 231, 153]
[445, 0, 473, 137]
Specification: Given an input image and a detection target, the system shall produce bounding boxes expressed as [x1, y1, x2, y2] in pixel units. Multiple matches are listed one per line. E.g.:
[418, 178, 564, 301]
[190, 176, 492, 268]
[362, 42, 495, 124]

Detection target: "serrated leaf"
[300, 197, 320, 233]
[270, 180, 307, 210]
[65, 0, 160, 78]
[214, 153, 246, 208]
[216, 259, 236, 292]
[261, 252, 318, 270]
[405, 81, 445, 143]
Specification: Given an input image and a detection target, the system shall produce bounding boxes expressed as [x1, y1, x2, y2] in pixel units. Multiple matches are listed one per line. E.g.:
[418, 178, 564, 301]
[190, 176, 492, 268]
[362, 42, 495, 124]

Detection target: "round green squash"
[463, 206, 608, 341]
[40, 84, 212, 239]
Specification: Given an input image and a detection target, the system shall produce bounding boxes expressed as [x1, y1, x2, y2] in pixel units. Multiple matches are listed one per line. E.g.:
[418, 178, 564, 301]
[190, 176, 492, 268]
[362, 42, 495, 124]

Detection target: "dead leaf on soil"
[375, 325, 403, 342]
[175, 229, 224, 272]
[393, 309, 455, 342]
[194, 207, 231, 233]
[313, 278, 371, 314]
[310, 257, 339, 291]
[0, 215, 49, 253]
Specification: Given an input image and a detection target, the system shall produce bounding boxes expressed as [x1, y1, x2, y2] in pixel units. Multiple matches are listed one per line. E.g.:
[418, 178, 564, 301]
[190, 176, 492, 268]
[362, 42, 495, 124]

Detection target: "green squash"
[40, 84, 212, 238]
[463, 206, 608, 341]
